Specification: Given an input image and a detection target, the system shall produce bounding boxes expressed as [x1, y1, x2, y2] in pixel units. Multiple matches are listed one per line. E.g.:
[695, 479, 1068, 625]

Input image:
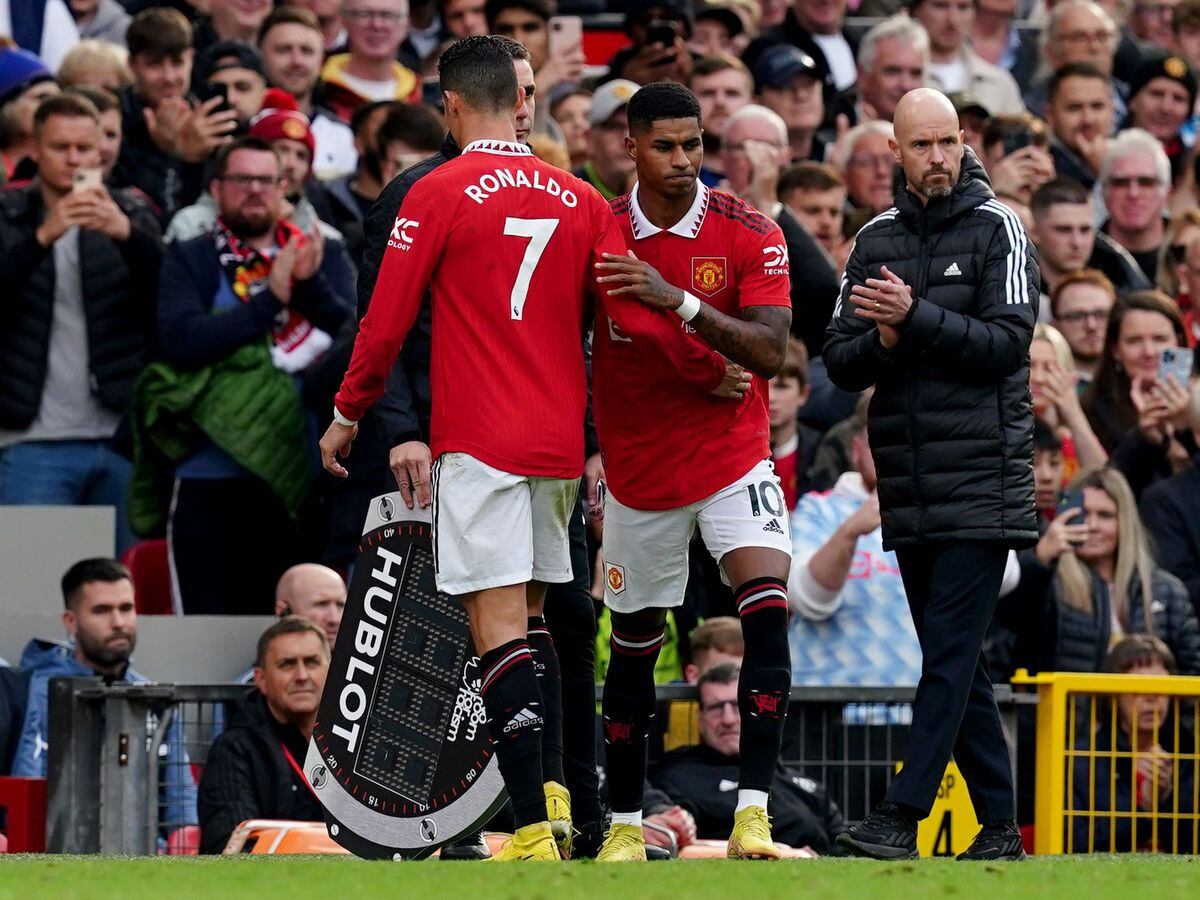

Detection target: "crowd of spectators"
[3, 0, 1200, 857]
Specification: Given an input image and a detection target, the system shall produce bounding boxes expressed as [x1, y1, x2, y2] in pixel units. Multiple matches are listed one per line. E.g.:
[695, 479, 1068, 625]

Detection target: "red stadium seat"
[0, 777, 47, 852]
[122, 540, 174, 615]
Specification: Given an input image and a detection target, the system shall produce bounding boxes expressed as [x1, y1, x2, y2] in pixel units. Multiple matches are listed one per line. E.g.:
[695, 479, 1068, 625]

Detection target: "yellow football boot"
[486, 821, 561, 861]
[727, 806, 782, 859]
[596, 823, 647, 861]
[545, 781, 573, 859]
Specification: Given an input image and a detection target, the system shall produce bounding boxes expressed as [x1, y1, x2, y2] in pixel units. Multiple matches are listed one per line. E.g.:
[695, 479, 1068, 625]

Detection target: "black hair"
[626, 81, 701, 133]
[437, 35, 519, 115]
[492, 33, 533, 64]
[61, 558, 131, 610]
[1032, 417, 1063, 455]
[485, 0, 552, 28]
[1047, 61, 1109, 106]
[213, 135, 278, 178]
[377, 103, 446, 156]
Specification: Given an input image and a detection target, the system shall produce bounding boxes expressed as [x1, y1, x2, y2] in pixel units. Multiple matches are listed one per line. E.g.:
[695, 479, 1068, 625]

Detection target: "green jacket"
[128, 340, 311, 537]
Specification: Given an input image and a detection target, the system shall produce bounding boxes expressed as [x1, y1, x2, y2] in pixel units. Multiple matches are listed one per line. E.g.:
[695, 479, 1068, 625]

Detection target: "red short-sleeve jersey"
[336, 141, 727, 479]
[593, 184, 792, 509]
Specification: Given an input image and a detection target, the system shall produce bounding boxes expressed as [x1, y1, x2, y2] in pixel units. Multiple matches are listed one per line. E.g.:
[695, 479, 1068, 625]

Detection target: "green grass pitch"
[0, 855, 1196, 900]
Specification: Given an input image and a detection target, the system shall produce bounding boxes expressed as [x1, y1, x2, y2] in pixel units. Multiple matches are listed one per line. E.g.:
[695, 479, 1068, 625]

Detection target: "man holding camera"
[0, 93, 162, 554]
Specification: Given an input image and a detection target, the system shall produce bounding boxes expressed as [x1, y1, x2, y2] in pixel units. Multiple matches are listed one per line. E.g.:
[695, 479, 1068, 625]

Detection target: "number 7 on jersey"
[504, 217, 558, 320]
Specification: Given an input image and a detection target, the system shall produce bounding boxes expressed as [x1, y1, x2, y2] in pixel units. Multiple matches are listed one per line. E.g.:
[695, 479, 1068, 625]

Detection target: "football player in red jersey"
[319, 39, 736, 861]
[592, 82, 795, 861]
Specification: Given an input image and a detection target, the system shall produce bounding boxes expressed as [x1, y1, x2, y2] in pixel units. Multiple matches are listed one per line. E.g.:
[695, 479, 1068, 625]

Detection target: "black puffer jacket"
[992, 552, 1200, 676]
[824, 152, 1039, 550]
[0, 182, 163, 430]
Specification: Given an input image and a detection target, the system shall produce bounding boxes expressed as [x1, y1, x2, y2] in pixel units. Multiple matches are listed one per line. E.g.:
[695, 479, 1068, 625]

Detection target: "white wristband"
[332, 406, 358, 427]
[675, 291, 701, 322]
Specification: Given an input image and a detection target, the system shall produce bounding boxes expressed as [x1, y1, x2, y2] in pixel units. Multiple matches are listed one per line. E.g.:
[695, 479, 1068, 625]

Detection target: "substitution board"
[305, 493, 506, 858]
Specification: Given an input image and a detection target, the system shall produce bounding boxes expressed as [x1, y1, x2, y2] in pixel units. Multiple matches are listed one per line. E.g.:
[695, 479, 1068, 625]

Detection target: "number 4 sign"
[894, 761, 981, 857]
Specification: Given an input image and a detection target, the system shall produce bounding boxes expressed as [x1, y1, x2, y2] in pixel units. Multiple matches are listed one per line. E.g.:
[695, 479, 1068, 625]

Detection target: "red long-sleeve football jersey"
[594, 184, 792, 509]
[336, 140, 727, 479]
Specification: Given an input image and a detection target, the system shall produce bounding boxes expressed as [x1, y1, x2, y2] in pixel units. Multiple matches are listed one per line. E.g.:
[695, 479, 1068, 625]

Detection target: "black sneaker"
[956, 821, 1026, 861]
[439, 830, 491, 860]
[571, 821, 607, 859]
[835, 802, 919, 860]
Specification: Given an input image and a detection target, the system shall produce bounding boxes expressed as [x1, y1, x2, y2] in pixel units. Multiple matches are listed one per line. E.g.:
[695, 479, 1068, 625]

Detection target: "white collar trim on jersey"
[462, 139, 531, 156]
[629, 182, 710, 241]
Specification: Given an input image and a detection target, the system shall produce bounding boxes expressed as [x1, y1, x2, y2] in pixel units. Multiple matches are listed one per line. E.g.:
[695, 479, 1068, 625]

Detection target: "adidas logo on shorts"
[762, 519, 785, 535]
[503, 707, 542, 733]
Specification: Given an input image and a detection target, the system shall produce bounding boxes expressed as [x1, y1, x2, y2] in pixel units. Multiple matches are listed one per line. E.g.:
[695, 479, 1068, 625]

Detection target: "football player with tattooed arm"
[320, 38, 742, 863]
[591, 82, 795, 862]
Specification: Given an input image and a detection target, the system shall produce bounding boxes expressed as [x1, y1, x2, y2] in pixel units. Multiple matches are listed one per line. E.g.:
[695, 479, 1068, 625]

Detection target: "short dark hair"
[33, 92, 99, 137]
[982, 113, 1049, 154]
[1030, 176, 1090, 219]
[437, 35, 520, 115]
[1103, 634, 1177, 675]
[493, 34, 533, 64]
[127, 7, 192, 61]
[697, 661, 740, 690]
[485, 0, 552, 28]
[1033, 417, 1063, 455]
[377, 102, 446, 155]
[66, 84, 119, 115]
[1047, 61, 1109, 106]
[259, 5, 322, 44]
[627, 81, 701, 134]
[62, 558, 132, 610]
[255, 615, 330, 668]
[779, 160, 844, 197]
[213, 135, 278, 178]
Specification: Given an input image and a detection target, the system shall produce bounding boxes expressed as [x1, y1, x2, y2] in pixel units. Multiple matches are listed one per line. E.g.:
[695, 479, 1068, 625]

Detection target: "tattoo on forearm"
[690, 305, 792, 377]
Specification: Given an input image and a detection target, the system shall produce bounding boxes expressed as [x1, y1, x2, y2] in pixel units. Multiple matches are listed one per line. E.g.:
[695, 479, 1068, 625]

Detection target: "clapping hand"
[849, 265, 912, 347]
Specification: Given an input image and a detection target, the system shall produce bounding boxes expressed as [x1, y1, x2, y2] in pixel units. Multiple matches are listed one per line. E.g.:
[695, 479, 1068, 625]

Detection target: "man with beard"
[151, 136, 354, 615]
[826, 88, 1036, 861]
[7, 559, 197, 837]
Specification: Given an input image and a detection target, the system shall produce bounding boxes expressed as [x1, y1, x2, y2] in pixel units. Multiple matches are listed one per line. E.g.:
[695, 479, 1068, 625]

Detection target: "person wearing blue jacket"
[7, 558, 197, 835]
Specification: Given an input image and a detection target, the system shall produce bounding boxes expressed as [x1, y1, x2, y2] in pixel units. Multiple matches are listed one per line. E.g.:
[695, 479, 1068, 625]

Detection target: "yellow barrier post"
[1011, 669, 1200, 855]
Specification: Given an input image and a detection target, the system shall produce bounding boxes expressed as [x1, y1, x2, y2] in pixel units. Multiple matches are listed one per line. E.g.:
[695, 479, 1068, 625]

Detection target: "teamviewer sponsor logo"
[503, 707, 542, 732]
[389, 216, 419, 250]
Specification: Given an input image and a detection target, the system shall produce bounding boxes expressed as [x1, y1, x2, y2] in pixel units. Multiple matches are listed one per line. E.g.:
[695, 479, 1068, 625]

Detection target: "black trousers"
[542, 492, 603, 827]
[886, 541, 1015, 822]
[169, 476, 299, 615]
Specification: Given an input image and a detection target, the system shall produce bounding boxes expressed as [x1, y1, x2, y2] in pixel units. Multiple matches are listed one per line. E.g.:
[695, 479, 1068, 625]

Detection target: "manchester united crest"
[605, 562, 626, 595]
[692, 257, 727, 296]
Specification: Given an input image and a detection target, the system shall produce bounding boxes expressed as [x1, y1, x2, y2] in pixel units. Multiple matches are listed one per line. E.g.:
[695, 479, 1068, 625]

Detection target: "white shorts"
[431, 452, 579, 595]
[602, 458, 792, 613]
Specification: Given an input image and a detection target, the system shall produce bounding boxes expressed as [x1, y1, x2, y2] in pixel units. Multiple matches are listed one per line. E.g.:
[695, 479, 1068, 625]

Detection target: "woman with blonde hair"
[1030, 323, 1107, 483]
[1155, 208, 1200, 297]
[995, 467, 1200, 677]
[57, 39, 132, 93]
